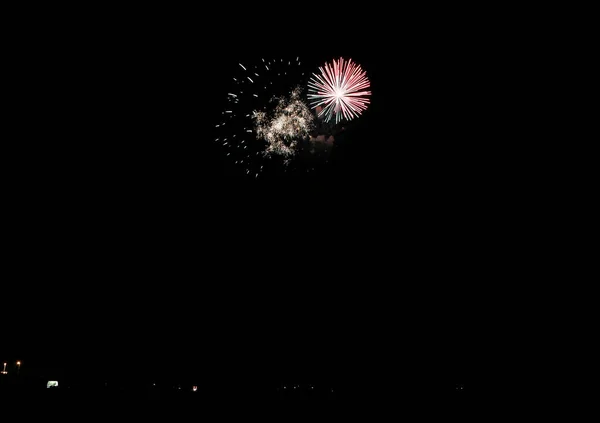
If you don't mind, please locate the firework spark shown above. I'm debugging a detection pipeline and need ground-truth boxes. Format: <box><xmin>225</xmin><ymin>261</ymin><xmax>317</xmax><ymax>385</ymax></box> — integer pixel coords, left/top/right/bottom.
<box><xmin>253</xmin><ymin>87</ymin><xmax>314</xmax><ymax>159</ymax></box>
<box><xmin>307</xmin><ymin>58</ymin><xmax>371</xmax><ymax>123</ymax></box>
<box><xmin>215</xmin><ymin>58</ymin><xmax>311</xmax><ymax>176</ymax></box>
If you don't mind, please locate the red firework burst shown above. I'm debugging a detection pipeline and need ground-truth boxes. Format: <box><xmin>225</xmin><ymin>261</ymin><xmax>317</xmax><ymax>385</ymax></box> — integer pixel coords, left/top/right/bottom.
<box><xmin>307</xmin><ymin>57</ymin><xmax>371</xmax><ymax>123</ymax></box>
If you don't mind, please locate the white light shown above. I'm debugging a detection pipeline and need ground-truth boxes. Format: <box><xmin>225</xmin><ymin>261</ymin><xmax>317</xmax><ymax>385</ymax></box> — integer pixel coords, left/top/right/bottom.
<box><xmin>47</xmin><ymin>381</ymin><xmax>59</xmax><ymax>388</ymax></box>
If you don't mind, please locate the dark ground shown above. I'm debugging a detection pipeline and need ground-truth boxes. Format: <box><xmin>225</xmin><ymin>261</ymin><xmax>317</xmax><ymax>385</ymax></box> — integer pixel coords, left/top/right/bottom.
<box><xmin>1</xmin><ymin>377</ymin><xmax>470</xmax><ymax>420</ymax></box>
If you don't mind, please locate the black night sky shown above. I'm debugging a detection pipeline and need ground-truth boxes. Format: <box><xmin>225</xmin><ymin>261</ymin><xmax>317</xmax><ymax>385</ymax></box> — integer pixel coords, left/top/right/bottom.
<box><xmin>3</xmin><ymin>7</ymin><xmax>526</xmax><ymax>402</ymax></box>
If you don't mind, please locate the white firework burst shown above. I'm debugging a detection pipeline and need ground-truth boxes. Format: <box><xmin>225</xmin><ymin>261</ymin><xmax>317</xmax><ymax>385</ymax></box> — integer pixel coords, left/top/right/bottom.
<box><xmin>253</xmin><ymin>87</ymin><xmax>314</xmax><ymax>159</ymax></box>
<box><xmin>215</xmin><ymin>57</ymin><xmax>311</xmax><ymax>176</ymax></box>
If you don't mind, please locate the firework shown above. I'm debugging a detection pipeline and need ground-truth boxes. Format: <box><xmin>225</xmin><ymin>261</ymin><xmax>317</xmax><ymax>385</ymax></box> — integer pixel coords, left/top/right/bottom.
<box><xmin>254</xmin><ymin>87</ymin><xmax>314</xmax><ymax>160</ymax></box>
<box><xmin>307</xmin><ymin>58</ymin><xmax>371</xmax><ymax>123</ymax></box>
<box><xmin>215</xmin><ymin>57</ymin><xmax>311</xmax><ymax>176</ymax></box>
